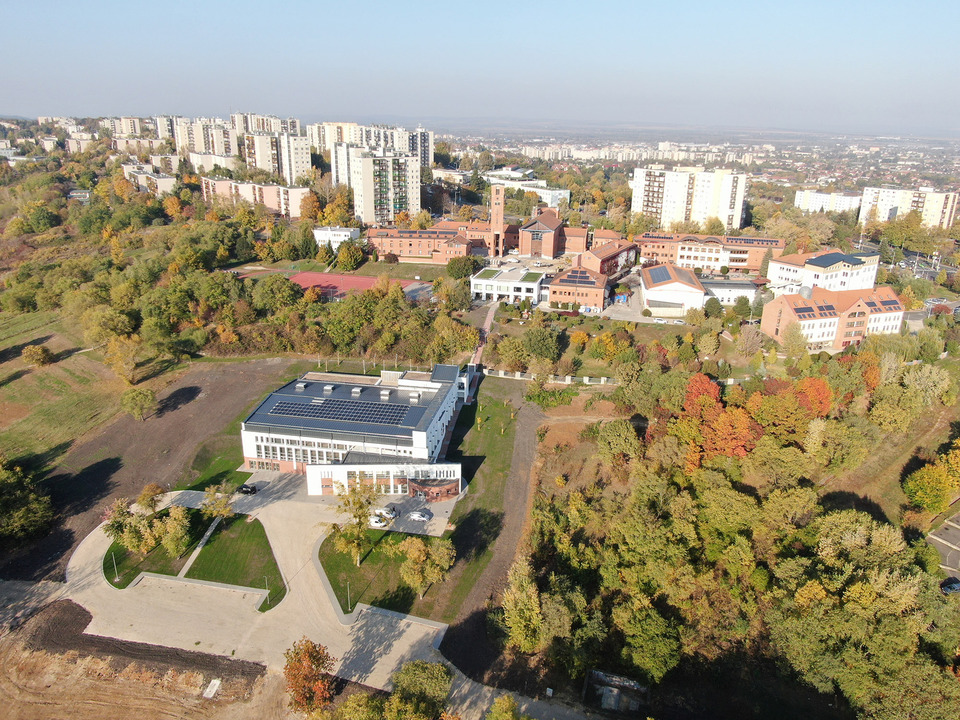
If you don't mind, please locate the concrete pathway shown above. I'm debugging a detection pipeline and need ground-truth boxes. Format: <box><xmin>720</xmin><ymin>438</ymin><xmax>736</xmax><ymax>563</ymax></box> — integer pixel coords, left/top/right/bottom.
<box><xmin>177</xmin><ymin>516</ymin><xmax>221</xmax><ymax>577</ymax></box>
<box><xmin>57</xmin><ymin>473</ymin><xmax>592</xmax><ymax>719</ymax></box>
<box><xmin>471</xmin><ymin>301</ymin><xmax>498</xmax><ymax>365</ymax></box>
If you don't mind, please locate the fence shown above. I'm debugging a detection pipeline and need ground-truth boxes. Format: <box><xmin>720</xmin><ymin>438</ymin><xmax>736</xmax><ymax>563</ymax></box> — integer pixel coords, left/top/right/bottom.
<box><xmin>481</xmin><ymin>368</ymin><xmax>618</xmax><ymax>386</ymax></box>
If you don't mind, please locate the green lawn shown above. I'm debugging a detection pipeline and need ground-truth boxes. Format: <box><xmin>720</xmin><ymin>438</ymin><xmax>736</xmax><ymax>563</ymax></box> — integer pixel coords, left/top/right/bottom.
<box><xmin>0</xmin><ymin>311</ymin><xmax>124</xmax><ymax>467</ymax></box>
<box><xmin>318</xmin><ymin>530</ymin><xmax>426</xmax><ymax>614</ymax></box>
<box><xmin>185</xmin><ymin>514</ymin><xmax>287</xmax><ymax>610</ymax></box>
<box><xmin>103</xmin><ymin>508</ymin><xmax>209</xmax><ymax>588</ymax></box>
<box><xmin>476</xmin><ymin>268</ymin><xmax>499</xmax><ymax>280</ymax></box>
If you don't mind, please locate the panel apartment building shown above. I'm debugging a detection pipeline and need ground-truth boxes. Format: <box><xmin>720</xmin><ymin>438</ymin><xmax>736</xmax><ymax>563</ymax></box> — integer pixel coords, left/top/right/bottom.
<box><xmin>243</xmin><ymin>132</ymin><xmax>310</xmax><ymax>186</ymax></box>
<box><xmin>630</xmin><ymin>167</ymin><xmax>746</xmax><ymax>230</ymax></box>
<box><xmin>859</xmin><ymin>186</ymin><xmax>958</xmax><ymax>229</ymax></box>
<box><xmin>308</xmin><ymin>122</ymin><xmax>434</xmax><ymax>167</ymax></box>
<box><xmin>331</xmin><ymin>143</ymin><xmax>421</xmax><ymax>225</ymax></box>
<box><xmin>793</xmin><ymin>190</ymin><xmax>862</xmax><ymax>214</ymax></box>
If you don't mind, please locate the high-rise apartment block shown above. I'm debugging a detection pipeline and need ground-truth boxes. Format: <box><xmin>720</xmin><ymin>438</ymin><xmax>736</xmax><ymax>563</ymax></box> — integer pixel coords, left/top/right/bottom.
<box><xmin>793</xmin><ymin>190</ymin><xmax>862</xmax><ymax>214</ymax></box>
<box><xmin>231</xmin><ymin>113</ymin><xmax>301</xmax><ymax>136</ymax></box>
<box><xmin>331</xmin><ymin>143</ymin><xmax>420</xmax><ymax>225</ymax></box>
<box><xmin>630</xmin><ymin>167</ymin><xmax>746</xmax><ymax>230</ymax></box>
<box><xmin>243</xmin><ymin>132</ymin><xmax>310</xmax><ymax>186</ymax></box>
<box><xmin>309</xmin><ymin>122</ymin><xmax>433</xmax><ymax>166</ymax></box>
<box><xmin>100</xmin><ymin>117</ymin><xmax>142</xmax><ymax>137</ymax></box>
<box><xmin>173</xmin><ymin>118</ymin><xmax>238</xmax><ymax>157</ymax></box>
<box><xmin>858</xmin><ymin>186</ymin><xmax>958</xmax><ymax>229</ymax></box>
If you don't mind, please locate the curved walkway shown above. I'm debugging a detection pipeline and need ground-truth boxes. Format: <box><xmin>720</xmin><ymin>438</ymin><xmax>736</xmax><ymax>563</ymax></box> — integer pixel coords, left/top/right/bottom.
<box><xmin>60</xmin><ymin>480</ymin><xmax>592</xmax><ymax>719</ymax></box>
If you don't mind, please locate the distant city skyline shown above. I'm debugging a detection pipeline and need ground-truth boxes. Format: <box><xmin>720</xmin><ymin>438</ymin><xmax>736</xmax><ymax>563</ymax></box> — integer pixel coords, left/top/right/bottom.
<box><xmin>4</xmin><ymin>0</ymin><xmax>959</xmax><ymax>138</ymax></box>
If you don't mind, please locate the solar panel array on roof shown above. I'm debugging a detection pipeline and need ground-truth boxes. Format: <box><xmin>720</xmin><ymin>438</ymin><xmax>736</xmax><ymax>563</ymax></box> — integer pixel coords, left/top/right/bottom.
<box><xmin>880</xmin><ymin>299</ymin><xmax>900</xmax><ymax>307</ymax></box>
<box><xmin>648</xmin><ymin>265</ymin><xmax>672</xmax><ymax>284</ymax></box>
<box><xmin>269</xmin><ymin>399</ymin><xmax>409</xmax><ymax>425</ymax></box>
<box><xmin>557</xmin><ymin>268</ymin><xmax>596</xmax><ymax>286</ymax></box>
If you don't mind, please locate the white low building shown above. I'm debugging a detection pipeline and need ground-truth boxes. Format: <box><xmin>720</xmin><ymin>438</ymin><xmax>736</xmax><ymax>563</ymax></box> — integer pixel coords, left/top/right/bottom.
<box><xmin>767</xmin><ymin>249</ymin><xmax>879</xmax><ymax>297</ymax></box>
<box><xmin>701</xmin><ymin>279</ymin><xmax>758</xmax><ymax>306</ymax></box>
<box><xmin>470</xmin><ymin>267</ymin><xmax>548</xmax><ymax>304</ymax></box>
<box><xmin>313</xmin><ymin>226</ymin><xmax>361</xmax><ymax>252</ymax></box>
<box><xmin>639</xmin><ymin>263</ymin><xmax>705</xmax><ymax>316</ymax></box>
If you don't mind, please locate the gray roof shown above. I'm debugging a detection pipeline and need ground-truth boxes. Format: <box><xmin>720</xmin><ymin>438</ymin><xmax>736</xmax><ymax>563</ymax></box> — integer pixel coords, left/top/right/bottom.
<box><xmin>243</xmin><ymin>365</ymin><xmax>459</xmax><ymax>443</ymax></box>
<box><xmin>806</xmin><ymin>252</ymin><xmax>863</xmax><ymax>269</ymax></box>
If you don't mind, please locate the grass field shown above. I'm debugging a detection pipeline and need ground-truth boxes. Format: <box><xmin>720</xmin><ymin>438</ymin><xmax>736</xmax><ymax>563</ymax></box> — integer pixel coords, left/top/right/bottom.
<box><xmin>103</xmin><ymin>508</ymin><xmax>208</xmax><ymax>588</ymax></box>
<box><xmin>0</xmin><ymin>311</ymin><xmax>125</xmax><ymax>468</ymax></box>
<box><xmin>185</xmin><ymin>514</ymin><xmax>286</xmax><ymax>610</ymax></box>
<box><xmin>317</xmin><ymin>378</ymin><xmax>518</xmax><ymax>622</ymax></box>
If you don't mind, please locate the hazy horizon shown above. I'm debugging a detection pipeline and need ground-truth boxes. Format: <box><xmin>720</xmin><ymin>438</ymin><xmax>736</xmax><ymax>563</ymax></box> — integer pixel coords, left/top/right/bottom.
<box><xmin>4</xmin><ymin>0</ymin><xmax>958</xmax><ymax>139</ymax></box>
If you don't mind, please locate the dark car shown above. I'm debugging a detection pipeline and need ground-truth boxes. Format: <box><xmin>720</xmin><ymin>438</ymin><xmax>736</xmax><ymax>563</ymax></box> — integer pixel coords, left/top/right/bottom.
<box><xmin>237</xmin><ymin>484</ymin><xmax>258</xmax><ymax>495</ymax></box>
<box><xmin>940</xmin><ymin>578</ymin><xmax>960</xmax><ymax>595</ymax></box>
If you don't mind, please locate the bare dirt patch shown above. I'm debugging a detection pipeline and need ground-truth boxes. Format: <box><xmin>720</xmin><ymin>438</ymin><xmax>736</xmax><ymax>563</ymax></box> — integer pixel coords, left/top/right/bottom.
<box><xmin>0</xmin><ymin>401</ymin><xmax>31</xmax><ymax>430</ymax></box>
<box><xmin>0</xmin><ymin>358</ymin><xmax>298</xmax><ymax>582</ymax></box>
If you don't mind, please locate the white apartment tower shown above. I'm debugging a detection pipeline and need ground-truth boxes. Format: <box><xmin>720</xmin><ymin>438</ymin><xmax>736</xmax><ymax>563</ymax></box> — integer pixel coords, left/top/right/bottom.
<box><xmin>858</xmin><ymin>186</ymin><xmax>958</xmax><ymax>229</ymax></box>
<box><xmin>173</xmin><ymin>118</ymin><xmax>238</xmax><ymax>157</ymax></box>
<box><xmin>794</xmin><ymin>190</ymin><xmax>862</xmax><ymax>214</ymax></box>
<box><xmin>231</xmin><ymin>113</ymin><xmax>301</xmax><ymax>136</ymax></box>
<box><xmin>630</xmin><ymin>167</ymin><xmax>746</xmax><ymax>230</ymax></box>
<box><xmin>331</xmin><ymin>143</ymin><xmax>421</xmax><ymax>225</ymax></box>
<box><xmin>243</xmin><ymin>132</ymin><xmax>310</xmax><ymax>186</ymax></box>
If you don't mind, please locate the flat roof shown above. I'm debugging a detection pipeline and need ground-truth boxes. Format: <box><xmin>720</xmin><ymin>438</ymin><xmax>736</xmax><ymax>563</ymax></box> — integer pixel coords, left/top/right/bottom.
<box><xmin>243</xmin><ymin>365</ymin><xmax>460</xmax><ymax>442</ymax></box>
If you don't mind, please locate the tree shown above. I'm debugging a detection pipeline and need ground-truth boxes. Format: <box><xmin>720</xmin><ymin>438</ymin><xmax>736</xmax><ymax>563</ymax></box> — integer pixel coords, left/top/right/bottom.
<box><xmin>386</xmin><ymin>537</ymin><xmax>456</xmax><ymax>598</ymax></box>
<box><xmin>732</xmin><ymin>296</ymin><xmax>752</xmax><ymax>319</ymax></box>
<box><xmin>390</xmin><ymin>660</ymin><xmax>452</xmax><ymax>719</ymax></box>
<box><xmin>596</xmin><ymin>419</ymin><xmax>642</xmax><ymax>467</ymax></box>
<box><xmin>334</xmin><ymin>483</ymin><xmax>376</xmax><ymax>566</ymax></box>
<box><xmin>159</xmin><ymin>505</ymin><xmax>190</xmax><ymax>558</ymax></box>
<box><xmin>485</xmin><ymin>695</ymin><xmax>533</xmax><ymax>720</ymax></box>
<box><xmin>121</xmin><ymin>387</ymin><xmax>156</xmax><ymax>422</ymax></box>
<box><xmin>0</xmin><ymin>456</ymin><xmax>53</xmax><ymax>540</ymax></box>
<box><xmin>137</xmin><ymin>482</ymin><xmax>165</xmax><ymax>513</ymax></box>
<box><xmin>703</xmin><ymin>297</ymin><xmax>724</xmax><ymax>318</ymax></box>
<box><xmin>703</xmin><ymin>217</ymin><xmax>726</xmax><ymax>236</ymax></box>
<box><xmin>446</xmin><ymin>255</ymin><xmax>481</xmax><ymax>279</ymax></box>
<box><xmin>780</xmin><ymin>321</ymin><xmax>807</xmax><ymax>358</ymax></box>
<box><xmin>497</xmin><ymin>336</ymin><xmax>530</xmax><ymax>371</ymax></box>
<box><xmin>501</xmin><ymin>560</ymin><xmax>544</xmax><ymax>653</ymax></box>
<box><xmin>21</xmin><ymin>344</ymin><xmax>53</xmax><ymax>366</ymax></box>
<box><xmin>251</xmin><ymin>274</ymin><xmax>303</xmax><ymax>314</ymax></box>
<box><xmin>903</xmin><ymin>463</ymin><xmax>955</xmax><ymax>512</ymax></box>
<box><xmin>104</xmin><ymin>334</ymin><xmax>143</xmax><ymax>382</ymax></box>
<box><xmin>337</xmin><ymin>242</ymin><xmax>364</xmax><ymax>271</ymax></box>
<box><xmin>283</xmin><ymin>636</ymin><xmax>336</xmax><ymax>713</ymax></box>
<box><xmin>736</xmin><ymin>325</ymin><xmax>763</xmax><ymax>357</ymax></box>
<box><xmin>300</xmin><ymin>191</ymin><xmax>321</xmax><ymax>222</ymax></box>
<box><xmin>522</xmin><ymin>326</ymin><xmax>560</xmax><ymax>362</ymax></box>
<box><xmin>200</xmin><ymin>482</ymin><xmax>234</xmax><ymax>521</ymax></box>
<box><xmin>759</xmin><ymin>248</ymin><xmax>773</xmax><ymax>277</ymax></box>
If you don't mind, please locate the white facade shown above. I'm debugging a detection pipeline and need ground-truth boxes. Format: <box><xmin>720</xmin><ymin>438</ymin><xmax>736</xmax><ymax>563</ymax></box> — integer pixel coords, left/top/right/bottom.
<box><xmin>701</xmin><ymin>281</ymin><xmax>757</xmax><ymax>306</ymax></box>
<box><xmin>767</xmin><ymin>251</ymin><xmax>879</xmax><ymax>297</ymax></box>
<box><xmin>630</xmin><ymin>167</ymin><xmax>746</xmax><ymax>230</ymax></box>
<box><xmin>278</xmin><ymin>133</ymin><xmax>311</xmax><ymax>185</ymax></box>
<box><xmin>121</xmin><ymin>164</ymin><xmax>176</xmax><ymax>196</ymax></box>
<box><xmin>189</xmin><ymin>152</ymin><xmax>238</xmax><ymax>173</ymax></box>
<box><xmin>243</xmin><ymin>132</ymin><xmax>309</xmax><ymax>186</ymax></box>
<box><xmin>231</xmin><ymin>113</ymin><xmax>300</xmax><ymax>135</ymax></box>
<box><xmin>470</xmin><ymin>267</ymin><xmax>546</xmax><ymax>304</ymax></box>
<box><xmin>313</xmin><ymin>226</ymin><xmax>360</xmax><ymax>252</ymax></box>
<box><xmin>173</xmin><ymin>118</ymin><xmax>238</xmax><ymax>156</ymax></box>
<box><xmin>479</xmin><ymin>176</ymin><xmax>571</xmax><ymax>208</ymax></box>
<box><xmin>332</xmin><ymin>144</ymin><xmax>421</xmax><ymax>225</ymax></box>
<box><xmin>794</xmin><ymin>190</ymin><xmax>862</xmax><ymax>214</ymax></box>
<box><xmin>100</xmin><ymin>117</ymin><xmax>142</xmax><ymax>137</ymax></box>
<box><xmin>859</xmin><ymin>186</ymin><xmax>959</xmax><ymax>229</ymax></box>
<box><xmin>306</xmin><ymin>461</ymin><xmax>462</xmax><ymax>496</ymax></box>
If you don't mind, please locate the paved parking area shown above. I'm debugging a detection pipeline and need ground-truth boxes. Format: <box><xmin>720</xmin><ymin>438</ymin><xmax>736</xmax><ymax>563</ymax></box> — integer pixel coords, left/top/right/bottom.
<box><xmin>240</xmin><ymin>470</ymin><xmax>456</xmax><ymax>537</ymax></box>
<box><xmin>928</xmin><ymin>516</ymin><xmax>960</xmax><ymax>575</ymax></box>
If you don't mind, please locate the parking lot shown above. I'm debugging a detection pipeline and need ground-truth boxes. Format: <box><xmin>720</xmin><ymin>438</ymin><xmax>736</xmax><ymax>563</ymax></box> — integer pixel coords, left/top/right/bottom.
<box><xmin>927</xmin><ymin>515</ymin><xmax>960</xmax><ymax>575</ymax></box>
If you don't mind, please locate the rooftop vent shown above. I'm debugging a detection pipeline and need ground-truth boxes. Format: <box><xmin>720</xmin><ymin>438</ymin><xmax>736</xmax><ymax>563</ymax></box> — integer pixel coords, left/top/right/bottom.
<box><xmin>380</xmin><ymin>389</ymin><xmax>391</xmax><ymax>401</ymax></box>
<box><xmin>295</xmin><ymin>381</ymin><xmax>307</xmax><ymax>391</ymax></box>
<box><xmin>323</xmin><ymin>384</ymin><xmax>334</xmax><ymax>394</ymax></box>
<box><xmin>408</xmin><ymin>391</ymin><xmax>420</xmax><ymax>404</ymax></box>
<box><xmin>351</xmin><ymin>387</ymin><xmax>362</xmax><ymax>397</ymax></box>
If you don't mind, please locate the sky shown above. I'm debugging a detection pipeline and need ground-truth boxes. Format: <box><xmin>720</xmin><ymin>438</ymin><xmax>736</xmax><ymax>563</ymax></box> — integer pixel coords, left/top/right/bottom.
<box><xmin>4</xmin><ymin>0</ymin><xmax>959</xmax><ymax>137</ymax></box>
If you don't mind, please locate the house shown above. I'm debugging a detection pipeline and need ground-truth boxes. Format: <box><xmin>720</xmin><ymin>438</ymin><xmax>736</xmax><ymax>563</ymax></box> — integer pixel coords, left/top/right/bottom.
<box><xmin>240</xmin><ymin>365</ymin><xmax>473</xmax><ymax>501</ymax></box>
<box><xmin>760</xmin><ymin>286</ymin><xmax>904</xmax><ymax>351</ymax></box>
<box><xmin>639</xmin><ymin>263</ymin><xmax>706</xmax><ymax>316</ymax></box>
<box><xmin>548</xmin><ymin>266</ymin><xmax>608</xmax><ymax>312</ymax></box>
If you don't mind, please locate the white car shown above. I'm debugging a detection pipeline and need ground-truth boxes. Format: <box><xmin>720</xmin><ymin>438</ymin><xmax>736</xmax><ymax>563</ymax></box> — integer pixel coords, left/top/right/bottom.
<box><xmin>654</xmin><ymin>318</ymin><xmax>667</xmax><ymax>324</ymax></box>
<box><xmin>407</xmin><ymin>510</ymin><xmax>431</xmax><ymax>523</ymax></box>
<box><xmin>369</xmin><ymin>515</ymin><xmax>388</xmax><ymax>529</ymax></box>
<box><xmin>376</xmin><ymin>506</ymin><xmax>399</xmax><ymax>520</ymax></box>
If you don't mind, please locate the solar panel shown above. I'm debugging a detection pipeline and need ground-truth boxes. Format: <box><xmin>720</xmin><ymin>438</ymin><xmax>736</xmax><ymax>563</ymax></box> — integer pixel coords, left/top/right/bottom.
<box><xmin>865</xmin><ymin>301</ymin><xmax>877</xmax><ymax>307</ymax></box>
<box><xmin>879</xmin><ymin>299</ymin><xmax>900</xmax><ymax>306</ymax></box>
<box><xmin>648</xmin><ymin>266</ymin><xmax>671</xmax><ymax>283</ymax></box>
<box><xmin>269</xmin><ymin>399</ymin><xmax>409</xmax><ymax>425</ymax></box>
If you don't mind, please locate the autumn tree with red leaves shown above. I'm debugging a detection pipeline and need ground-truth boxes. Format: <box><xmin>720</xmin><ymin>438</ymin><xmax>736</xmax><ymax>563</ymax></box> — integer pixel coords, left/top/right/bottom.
<box><xmin>283</xmin><ymin>636</ymin><xmax>336</xmax><ymax>712</ymax></box>
<box><xmin>794</xmin><ymin>377</ymin><xmax>833</xmax><ymax>418</ymax></box>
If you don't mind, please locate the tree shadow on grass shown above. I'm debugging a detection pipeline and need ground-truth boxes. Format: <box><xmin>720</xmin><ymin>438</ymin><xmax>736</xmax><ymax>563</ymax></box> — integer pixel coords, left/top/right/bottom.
<box><xmin>8</xmin><ymin>441</ymin><xmax>74</xmax><ymax>478</ymax></box>
<box><xmin>819</xmin><ymin>490</ymin><xmax>890</xmax><ymax>524</ymax></box>
<box><xmin>450</xmin><ymin>507</ymin><xmax>503</xmax><ymax>563</ymax></box>
<box><xmin>0</xmin><ymin>334</ymin><xmax>52</xmax><ymax>364</ymax></box>
<box><xmin>0</xmin><ymin>368</ymin><xmax>29</xmax><ymax>388</ymax></box>
<box><xmin>371</xmin><ymin>584</ymin><xmax>415</xmax><ymax>614</ymax></box>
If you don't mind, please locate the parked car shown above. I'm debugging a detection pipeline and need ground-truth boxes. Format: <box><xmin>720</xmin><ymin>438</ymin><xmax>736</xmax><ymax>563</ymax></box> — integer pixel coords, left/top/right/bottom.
<box><xmin>376</xmin><ymin>506</ymin><xmax>399</xmax><ymax>520</ymax></box>
<box><xmin>940</xmin><ymin>578</ymin><xmax>960</xmax><ymax>595</ymax></box>
<box><xmin>369</xmin><ymin>515</ymin><xmax>388</xmax><ymax>529</ymax></box>
<box><xmin>654</xmin><ymin>318</ymin><xmax>667</xmax><ymax>324</ymax></box>
<box><xmin>408</xmin><ymin>510</ymin><xmax>431</xmax><ymax>522</ymax></box>
<box><xmin>672</xmin><ymin>319</ymin><xmax>685</xmax><ymax>325</ymax></box>
<box><xmin>237</xmin><ymin>484</ymin><xmax>258</xmax><ymax>495</ymax></box>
